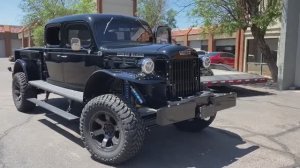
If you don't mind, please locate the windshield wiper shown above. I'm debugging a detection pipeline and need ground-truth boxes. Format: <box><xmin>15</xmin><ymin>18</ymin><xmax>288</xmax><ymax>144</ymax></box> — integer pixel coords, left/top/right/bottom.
<box><xmin>104</xmin><ymin>17</ymin><xmax>114</xmax><ymax>35</ymax></box>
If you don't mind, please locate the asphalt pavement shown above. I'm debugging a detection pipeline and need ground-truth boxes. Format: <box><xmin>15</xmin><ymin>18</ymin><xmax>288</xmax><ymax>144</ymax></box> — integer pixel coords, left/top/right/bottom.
<box><xmin>0</xmin><ymin>58</ymin><xmax>300</xmax><ymax>168</ymax></box>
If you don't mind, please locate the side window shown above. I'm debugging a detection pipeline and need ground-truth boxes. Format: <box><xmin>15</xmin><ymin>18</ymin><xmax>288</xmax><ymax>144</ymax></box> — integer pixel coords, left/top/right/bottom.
<box><xmin>220</xmin><ymin>53</ymin><xmax>226</xmax><ymax>58</ymax></box>
<box><xmin>46</xmin><ymin>26</ymin><xmax>61</xmax><ymax>46</ymax></box>
<box><xmin>226</xmin><ymin>53</ymin><xmax>235</xmax><ymax>58</ymax></box>
<box><xmin>198</xmin><ymin>51</ymin><xmax>206</xmax><ymax>55</ymax></box>
<box><xmin>66</xmin><ymin>24</ymin><xmax>91</xmax><ymax>48</ymax></box>
<box><xmin>222</xmin><ymin>53</ymin><xmax>235</xmax><ymax>58</ymax></box>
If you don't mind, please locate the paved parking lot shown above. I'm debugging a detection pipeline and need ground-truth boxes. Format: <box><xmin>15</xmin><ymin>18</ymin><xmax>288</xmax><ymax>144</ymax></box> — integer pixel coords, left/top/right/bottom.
<box><xmin>1</xmin><ymin>58</ymin><xmax>300</xmax><ymax>168</ymax></box>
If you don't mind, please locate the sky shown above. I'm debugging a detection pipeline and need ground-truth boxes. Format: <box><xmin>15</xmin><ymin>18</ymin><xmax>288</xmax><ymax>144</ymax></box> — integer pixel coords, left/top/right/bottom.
<box><xmin>0</xmin><ymin>0</ymin><xmax>197</xmax><ymax>28</ymax></box>
<box><xmin>0</xmin><ymin>0</ymin><xmax>23</xmax><ymax>26</ymax></box>
<box><xmin>166</xmin><ymin>0</ymin><xmax>197</xmax><ymax>28</ymax></box>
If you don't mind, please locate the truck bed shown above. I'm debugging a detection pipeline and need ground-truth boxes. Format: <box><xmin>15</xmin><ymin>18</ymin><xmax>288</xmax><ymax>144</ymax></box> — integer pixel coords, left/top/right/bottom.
<box><xmin>201</xmin><ymin>69</ymin><xmax>269</xmax><ymax>87</ymax></box>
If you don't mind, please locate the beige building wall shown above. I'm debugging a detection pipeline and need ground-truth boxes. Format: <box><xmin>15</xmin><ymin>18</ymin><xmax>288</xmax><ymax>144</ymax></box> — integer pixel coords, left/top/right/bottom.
<box><xmin>102</xmin><ymin>0</ymin><xmax>134</xmax><ymax>16</ymax></box>
<box><xmin>96</xmin><ymin>0</ymin><xmax>137</xmax><ymax>16</ymax></box>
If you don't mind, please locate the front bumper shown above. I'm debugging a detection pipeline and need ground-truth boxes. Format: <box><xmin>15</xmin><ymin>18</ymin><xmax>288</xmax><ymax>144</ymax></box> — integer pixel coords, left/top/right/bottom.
<box><xmin>156</xmin><ymin>92</ymin><xmax>237</xmax><ymax>126</ymax></box>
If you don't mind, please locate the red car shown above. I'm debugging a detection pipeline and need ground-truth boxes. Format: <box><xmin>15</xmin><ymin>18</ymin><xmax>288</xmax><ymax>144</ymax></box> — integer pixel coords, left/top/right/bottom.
<box><xmin>204</xmin><ymin>52</ymin><xmax>235</xmax><ymax>67</ymax></box>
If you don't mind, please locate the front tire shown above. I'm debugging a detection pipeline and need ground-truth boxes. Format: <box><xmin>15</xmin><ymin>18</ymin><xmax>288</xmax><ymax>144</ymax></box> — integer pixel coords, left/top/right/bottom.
<box><xmin>12</xmin><ymin>72</ymin><xmax>37</xmax><ymax>112</ymax></box>
<box><xmin>80</xmin><ymin>94</ymin><xmax>145</xmax><ymax>165</ymax></box>
<box><xmin>174</xmin><ymin>115</ymin><xmax>216</xmax><ymax>132</ymax></box>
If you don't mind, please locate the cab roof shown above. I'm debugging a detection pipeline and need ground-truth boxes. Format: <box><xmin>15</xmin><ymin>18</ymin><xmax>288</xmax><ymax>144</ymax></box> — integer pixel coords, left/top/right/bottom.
<box><xmin>47</xmin><ymin>14</ymin><xmax>140</xmax><ymax>25</ymax></box>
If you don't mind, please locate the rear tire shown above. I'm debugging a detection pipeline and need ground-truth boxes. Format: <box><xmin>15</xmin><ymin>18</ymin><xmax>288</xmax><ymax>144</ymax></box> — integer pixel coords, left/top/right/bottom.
<box><xmin>174</xmin><ymin>115</ymin><xmax>216</xmax><ymax>132</ymax></box>
<box><xmin>12</xmin><ymin>72</ymin><xmax>37</xmax><ymax>112</ymax></box>
<box><xmin>80</xmin><ymin>94</ymin><xmax>145</xmax><ymax>165</ymax></box>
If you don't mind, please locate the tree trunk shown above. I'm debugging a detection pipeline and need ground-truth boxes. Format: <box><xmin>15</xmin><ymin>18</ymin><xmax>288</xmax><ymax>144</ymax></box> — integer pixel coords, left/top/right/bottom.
<box><xmin>251</xmin><ymin>25</ymin><xmax>278</xmax><ymax>81</ymax></box>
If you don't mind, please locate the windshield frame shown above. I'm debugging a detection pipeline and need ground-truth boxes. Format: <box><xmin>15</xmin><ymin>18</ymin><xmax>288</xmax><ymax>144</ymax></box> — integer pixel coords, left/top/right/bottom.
<box><xmin>94</xmin><ymin>17</ymin><xmax>154</xmax><ymax>47</ymax></box>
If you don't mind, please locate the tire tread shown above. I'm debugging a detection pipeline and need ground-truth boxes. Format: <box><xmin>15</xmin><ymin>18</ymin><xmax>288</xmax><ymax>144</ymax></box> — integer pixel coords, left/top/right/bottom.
<box><xmin>12</xmin><ymin>72</ymin><xmax>36</xmax><ymax>112</ymax></box>
<box><xmin>80</xmin><ymin>94</ymin><xmax>145</xmax><ymax>165</ymax></box>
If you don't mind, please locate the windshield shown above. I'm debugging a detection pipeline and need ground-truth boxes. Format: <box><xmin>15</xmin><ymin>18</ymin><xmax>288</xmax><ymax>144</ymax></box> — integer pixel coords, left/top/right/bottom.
<box><xmin>205</xmin><ymin>52</ymin><xmax>219</xmax><ymax>57</ymax></box>
<box><xmin>95</xmin><ymin>17</ymin><xmax>153</xmax><ymax>44</ymax></box>
<box><xmin>197</xmin><ymin>51</ymin><xmax>206</xmax><ymax>55</ymax></box>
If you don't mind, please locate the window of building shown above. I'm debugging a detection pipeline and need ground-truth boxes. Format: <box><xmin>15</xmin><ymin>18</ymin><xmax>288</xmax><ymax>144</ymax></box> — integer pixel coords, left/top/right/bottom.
<box><xmin>201</xmin><ymin>45</ymin><xmax>208</xmax><ymax>51</ymax></box>
<box><xmin>246</xmin><ymin>38</ymin><xmax>278</xmax><ymax>76</ymax></box>
<box><xmin>216</xmin><ymin>46</ymin><xmax>235</xmax><ymax>54</ymax></box>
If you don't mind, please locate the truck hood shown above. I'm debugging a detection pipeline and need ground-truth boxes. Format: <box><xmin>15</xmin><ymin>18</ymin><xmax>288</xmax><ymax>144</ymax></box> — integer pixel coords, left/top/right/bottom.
<box><xmin>100</xmin><ymin>43</ymin><xmax>198</xmax><ymax>59</ymax></box>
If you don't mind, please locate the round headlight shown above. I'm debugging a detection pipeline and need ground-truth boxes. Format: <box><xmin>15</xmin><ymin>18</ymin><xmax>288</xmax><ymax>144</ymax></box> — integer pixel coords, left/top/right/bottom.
<box><xmin>201</xmin><ymin>56</ymin><xmax>211</xmax><ymax>68</ymax></box>
<box><xmin>140</xmin><ymin>58</ymin><xmax>155</xmax><ymax>74</ymax></box>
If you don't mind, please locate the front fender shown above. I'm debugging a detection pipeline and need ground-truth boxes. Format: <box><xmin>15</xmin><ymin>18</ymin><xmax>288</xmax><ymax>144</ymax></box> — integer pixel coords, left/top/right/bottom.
<box><xmin>83</xmin><ymin>69</ymin><xmax>165</xmax><ymax>102</ymax></box>
<box><xmin>93</xmin><ymin>69</ymin><xmax>165</xmax><ymax>85</ymax></box>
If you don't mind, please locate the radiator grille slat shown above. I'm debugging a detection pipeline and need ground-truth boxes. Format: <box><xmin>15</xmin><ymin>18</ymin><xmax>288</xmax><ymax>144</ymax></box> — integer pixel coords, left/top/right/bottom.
<box><xmin>169</xmin><ymin>58</ymin><xmax>201</xmax><ymax>99</ymax></box>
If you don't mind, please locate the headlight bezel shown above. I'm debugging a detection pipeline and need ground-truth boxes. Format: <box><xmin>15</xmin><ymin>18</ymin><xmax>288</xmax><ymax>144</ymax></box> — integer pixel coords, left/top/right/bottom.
<box><xmin>201</xmin><ymin>56</ymin><xmax>211</xmax><ymax>68</ymax></box>
<box><xmin>139</xmin><ymin>58</ymin><xmax>155</xmax><ymax>74</ymax></box>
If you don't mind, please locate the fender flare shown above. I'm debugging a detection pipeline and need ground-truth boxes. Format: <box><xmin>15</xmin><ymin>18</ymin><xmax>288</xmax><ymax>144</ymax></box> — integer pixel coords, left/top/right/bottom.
<box><xmin>13</xmin><ymin>59</ymin><xmax>28</xmax><ymax>77</ymax></box>
<box><xmin>12</xmin><ymin>59</ymin><xmax>40</xmax><ymax>81</ymax></box>
<box><xmin>83</xmin><ymin>69</ymin><xmax>164</xmax><ymax>102</ymax></box>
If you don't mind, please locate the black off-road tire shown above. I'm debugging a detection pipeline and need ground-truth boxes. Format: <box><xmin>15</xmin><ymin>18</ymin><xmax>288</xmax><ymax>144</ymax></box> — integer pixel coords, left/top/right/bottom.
<box><xmin>174</xmin><ymin>115</ymin><xmax>216</xmax><ymax>132</ymax></box>
<box><xmin>12</xmin><ymin>72</ymin><xmax>37</xmax><ymax>112</ymax></box>
<box><xmin>80</xmin><ymin>94</ymin><xmax>145</xmax><ymax>165</ymax></box>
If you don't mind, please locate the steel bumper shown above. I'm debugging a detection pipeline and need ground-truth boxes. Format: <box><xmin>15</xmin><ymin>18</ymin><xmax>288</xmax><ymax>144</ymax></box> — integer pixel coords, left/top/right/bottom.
<box><xmin>156</xmin><ymin>92</ymin><xmax>237</xmax><ymax>126</ymax></box>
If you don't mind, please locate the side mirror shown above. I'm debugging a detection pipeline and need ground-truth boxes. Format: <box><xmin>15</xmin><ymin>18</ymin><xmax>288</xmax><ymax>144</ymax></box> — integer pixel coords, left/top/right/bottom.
<box><xmin>153</xmin><ymin>26</ymin><xmax>172</xmax><ymax>44</ymax></box>
<box><xmin>71</xmin><ymin>38</ymin><xmax>81</xmax><ymax>51</ymax></box>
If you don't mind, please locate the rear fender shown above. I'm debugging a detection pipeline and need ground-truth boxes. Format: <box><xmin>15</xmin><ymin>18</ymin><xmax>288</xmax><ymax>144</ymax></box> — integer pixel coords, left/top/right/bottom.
<box><xmin>13</xmin><ymin>59</ymin><xmax>40</xmax><ymax>81</ymax></box>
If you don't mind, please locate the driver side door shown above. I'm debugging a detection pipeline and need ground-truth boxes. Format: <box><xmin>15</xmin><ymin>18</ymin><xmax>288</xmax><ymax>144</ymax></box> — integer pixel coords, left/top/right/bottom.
<box><xmin>60</xmin><ymin>22</ymin><xmax>99</xmax><ymax>91</ymax></box>
<box><xmin>44</xmin><ymin>24</ymin><xmax>65</xmax><ymax>86</ymax></box>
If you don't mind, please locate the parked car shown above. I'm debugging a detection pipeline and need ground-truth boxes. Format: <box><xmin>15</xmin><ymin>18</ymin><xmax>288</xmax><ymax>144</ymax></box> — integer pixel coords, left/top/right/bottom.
<box><xmin>197</xmin><ymin>50</ymin><xmax>207</xmax><ymax>57</ymax></box>
<box><xmin>205</xmin><ymin>52</ymin><xmax>235</xmax><ymax>67</ymax></box>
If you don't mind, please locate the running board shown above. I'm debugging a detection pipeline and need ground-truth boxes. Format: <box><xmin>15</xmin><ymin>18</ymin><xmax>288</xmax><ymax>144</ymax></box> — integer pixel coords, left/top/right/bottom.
<box><xmin>29</xmin><ymin>80</ymin><xmax>83</xmax><ymax>103</ymax></box>
<box><xmin>27</xmin><ymin>98</ymin><xmax>79</xmax><ymax>120</ymax></box>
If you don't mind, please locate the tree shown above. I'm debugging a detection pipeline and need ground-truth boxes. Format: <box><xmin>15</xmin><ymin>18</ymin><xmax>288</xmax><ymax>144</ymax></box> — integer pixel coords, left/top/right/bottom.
<box><xmin>189</xmin><ymin>0</ymin><xmax>282</xmax><ymax>81</ymax></box>
<box><xmin>138</xmin><ymin>0</ymin><xmax>177</xmax><ymax>28</ymax></box>
<box><xmin>20</xmin><ymin>0</ymin><xmax>96</xmax><ymax>46</ymax></box>
<box><xmin>165</xmin><ymin>9</ymin><xmax>177</xmax><ymax>28</ymax></box>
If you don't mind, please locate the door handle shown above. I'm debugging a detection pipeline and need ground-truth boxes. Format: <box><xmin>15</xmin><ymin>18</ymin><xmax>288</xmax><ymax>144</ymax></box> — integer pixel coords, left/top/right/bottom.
<box><xmin>58</xmin><ymin>55</ymin><xmax>68</xmax><ymax>58</ymax></box>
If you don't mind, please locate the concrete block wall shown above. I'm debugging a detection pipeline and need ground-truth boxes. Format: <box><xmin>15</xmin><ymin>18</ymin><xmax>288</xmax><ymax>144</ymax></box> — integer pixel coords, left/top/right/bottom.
<box><xmin>278</xmin><ymin>0</ymin><xmax>300</xmax><ymax>89</ymax></box>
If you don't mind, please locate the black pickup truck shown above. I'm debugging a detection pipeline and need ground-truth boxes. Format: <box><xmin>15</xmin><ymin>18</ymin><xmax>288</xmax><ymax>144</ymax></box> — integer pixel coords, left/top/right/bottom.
<box><xmin>11</xmin><ymin>14</ymin><xmax>236</xmax><ymax>164</ymax></box>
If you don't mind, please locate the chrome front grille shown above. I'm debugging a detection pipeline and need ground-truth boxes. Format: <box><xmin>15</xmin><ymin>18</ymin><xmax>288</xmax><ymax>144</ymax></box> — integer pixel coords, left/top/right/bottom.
<box><xmin>168</xmin><ymin>58</ymin><xmax>201</xmax><ymax>99</ymax></box>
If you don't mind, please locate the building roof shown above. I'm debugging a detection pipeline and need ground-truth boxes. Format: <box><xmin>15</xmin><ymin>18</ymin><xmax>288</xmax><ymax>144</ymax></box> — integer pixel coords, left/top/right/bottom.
<box><xmin>172</xmin><ymin>27</ymin><xmax>204</xmax><ymax>37</ymax></box>
<box><xmin>0</xmin><ymin>25</ymin><xmax>23</xmax><ymax>33</ymax></box>
<box><xmin>172</xmin><ymin>28</ymin><xmax>191</xmax><ymax>36</ymax></box>
<box><xmin>189</xmin><ymin>27</ymin><xmax>204</xmax><ymax>35</ymax></box>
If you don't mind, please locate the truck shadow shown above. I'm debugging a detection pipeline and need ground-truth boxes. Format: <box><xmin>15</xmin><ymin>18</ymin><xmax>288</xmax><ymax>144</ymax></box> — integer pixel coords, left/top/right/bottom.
<box><xmin>36</xmin><ymin>98</ymin><xmax>258</xmax><ymax>168</ymax></box>
<box><xmin>119</xmin><ymin>126</ymin><xmax>258</xmax><ymax>168</ymax></box>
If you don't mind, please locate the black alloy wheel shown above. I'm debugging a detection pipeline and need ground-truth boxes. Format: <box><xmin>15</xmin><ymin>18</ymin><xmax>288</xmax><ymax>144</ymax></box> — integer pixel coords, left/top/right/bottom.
<box><xmin>89</xmin><ymin>111</ymin><xmax>121</xmax><ymax>152</ymax></box>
